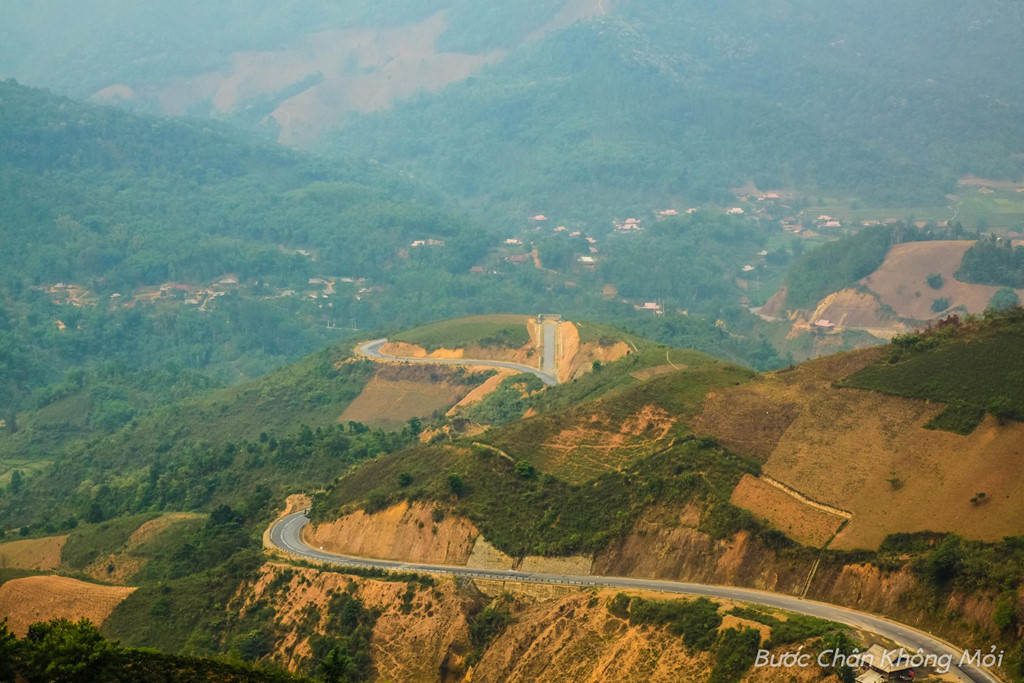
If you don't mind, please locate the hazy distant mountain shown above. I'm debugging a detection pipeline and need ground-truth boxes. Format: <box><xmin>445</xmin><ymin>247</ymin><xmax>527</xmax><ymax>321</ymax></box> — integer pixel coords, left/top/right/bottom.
<box><xmin>3</xmin><ymin>1</ymin><xmax>1022</xmax><ymax>214</ymax></box>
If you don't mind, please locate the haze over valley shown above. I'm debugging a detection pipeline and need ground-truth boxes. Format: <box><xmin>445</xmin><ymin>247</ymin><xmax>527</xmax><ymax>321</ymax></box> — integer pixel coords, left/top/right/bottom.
<box><xmin>1</xmin><ymin>2</ymin><xmax>1024</xmax><ymax>681</ymax></box>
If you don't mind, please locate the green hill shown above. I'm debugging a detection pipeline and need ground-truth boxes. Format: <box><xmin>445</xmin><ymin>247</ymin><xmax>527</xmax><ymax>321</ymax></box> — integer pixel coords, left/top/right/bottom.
<box><xmin>313</xmin><ymin>342</ymin><xmax>760</xmax><ymax>556</ymax></box>
<box><xmin>0</xmin><ymin>78</ymin><xmax>497</xmax><ymax>460</ymax></box>
<box><xmin>0</xmin><ymin>342</ymin><xmax>396</xmax><ymax>528</ymax></box>
<box><xmin>329</xmin><ymin>1</ymin><xmax>1024</xmax><ymax>215</ymax></box>
<box><xmin>7</xmin><ymin>3</ymin><xmax>1023</xmax><ymax>216</ymax></box>
<box><xmin>5</xmin><ymin>314</ymin><xmax>1024</xmax><ymax>678</ymax></box>
<box><xmin>0</xmin><ymin>80</ymin><xmax>802</xmax><ymax>457</ymax></box>
<box><xmin>393</xmin><ymin>314</ymin><xmax>532</xmax><ymax>351</ymax></box>
<box><xmin>842</xmin><ymin>308</ymin><xmax>1024</xmax><ymax>433</ymax></box>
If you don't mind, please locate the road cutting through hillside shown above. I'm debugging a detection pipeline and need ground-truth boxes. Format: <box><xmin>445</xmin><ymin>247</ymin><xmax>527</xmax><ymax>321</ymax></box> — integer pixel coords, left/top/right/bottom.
<box><xmin>356</xmin><ymin>338</ymin><xmax>559</xmax><ymax>386</ymax></box>
<box><xmin>269</xmin><ymin>510</ymin><xmax>1000</xmax><ymax>683</ymax></box>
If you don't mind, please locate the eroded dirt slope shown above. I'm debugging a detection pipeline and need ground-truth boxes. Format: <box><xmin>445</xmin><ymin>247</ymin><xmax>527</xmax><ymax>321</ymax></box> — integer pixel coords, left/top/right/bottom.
<box><xmin>303</xmin><ymin>501</ymin><xmax>479</xmax><ymax>565</ymax></box>
<box><xmin>239</xmin><ymin>563</ymin><xmax>831</xmax><ymax>682</ymax></box>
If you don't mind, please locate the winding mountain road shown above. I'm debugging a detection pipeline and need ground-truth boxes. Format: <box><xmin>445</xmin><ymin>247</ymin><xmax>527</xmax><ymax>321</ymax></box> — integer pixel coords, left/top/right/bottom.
<box><xmin>269</xmin><ymin>511</ymin><xmax>1000</xmax><ymax>683</ymax></box>
<box><xmin>356</xmin><ymin>338</ymin><xmax>559</xmax><ymax>386</ymax></box>
<box><xmin>340</xmin><ymin>337</ymin><xmax>999</xmax><ymax>681</ymax></box>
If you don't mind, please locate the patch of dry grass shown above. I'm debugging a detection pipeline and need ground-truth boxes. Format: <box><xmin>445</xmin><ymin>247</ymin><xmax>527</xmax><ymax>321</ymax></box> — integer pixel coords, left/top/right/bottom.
<box><xmin>729</xmin><ymin>475</ymin><xmax>844</xmax><ymax>547</ymax></box>
<box><xmin>0</xmin><ymin>535</ymin><xmax>68</xmax><ymax>571</ymax></box>
<box><xmin>0</xmin><ymin>575</ymin><xmax>135</xmax><ymax>636</ymax></box>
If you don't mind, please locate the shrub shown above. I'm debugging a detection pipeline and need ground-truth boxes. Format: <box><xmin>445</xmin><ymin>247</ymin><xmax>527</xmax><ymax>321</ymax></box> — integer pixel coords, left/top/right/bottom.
<box><xmin>467</xmin><ymin>605</ymin><xmax>512</xmax><ymax>665</ymax></box>
<box><xmin>927</xmin><ymin>273</ymin><xmax>944</xmax><ymax>289</ymax></box>
<box><xmin>626</xmin><ymin>596</ymin><xmax>722</xmax><ymax>652</ymax></box>
<box><xmin>709</xmin><ymin>627</ymin><xmax>761</xmax><ymax>683</ymax></box>
<box><xmin>445</xmin><ymin>473</ymin><xmax>465</xmax><ymax>497</ymax></box>
<box><xmin>513</xmin><ymin>460</ymin><xmax>535</xmax><ymax>479</ymax></box>
<box><xmin>607</xmin><ymin>593</ymin><xmax>631</xmax><ymax>619</ymax></box>
<box><xmin>987</xmin><ymin>396</ymin><xmax>1020</xmax><ymax>424</ymax></box>
<box><xmin>931</xmin><ymin>297</ymin><xmax>951</xmax><ymax>313</ymax></box>
<box><xmin>920</xmin><ymin>534</ymin><xmax>964</xmax><ymax>587</ymax></box>
<box><xmin>924</xmin><ymin>402</ymin><xmax>986</xmax><ymax>435</ymax></box>
<box><xmin>989</xmin><ymin>288</ymin><xmax>1020</xmax><ymax>311</ymax></box>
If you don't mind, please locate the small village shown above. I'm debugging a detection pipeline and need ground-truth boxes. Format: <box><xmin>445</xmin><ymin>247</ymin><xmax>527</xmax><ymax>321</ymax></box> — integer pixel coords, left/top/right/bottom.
<box><xmin>40</xmin><ymin>184</ymin><xmax>1002</xmax><ymax>342</ymax></box>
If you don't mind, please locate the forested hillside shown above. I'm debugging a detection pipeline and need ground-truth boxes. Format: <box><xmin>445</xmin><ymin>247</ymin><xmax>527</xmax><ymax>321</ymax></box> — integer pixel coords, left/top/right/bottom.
<box><xmin>3</xmin><ymin>1</ymin><xmax>1022</xmax><ymax>219</ymax></box>
<box><xmin>1</xmin><ymin>78</ymin><xmax>811</xmax><ymax>454</ymax></box>
<box><xmin>329</xmin><ymin>0</ymin><xmax>1024</xmax><ymax>215</ymax></box>
<box><xmin>0</xmin><ymin>79</ymin><xmax>499</xmax><ymax>445</ymax></box>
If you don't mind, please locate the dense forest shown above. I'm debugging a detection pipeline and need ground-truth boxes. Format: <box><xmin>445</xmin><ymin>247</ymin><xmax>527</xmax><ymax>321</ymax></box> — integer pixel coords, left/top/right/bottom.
<box><xmin>0</xmin><ymin>78</ymin><xmax>480</xmax><ymax>436</ymax></box>
<box><xmin>957</xmin><ymin>236</ymin><xmax>1024</xmax><ymax>288</ymax></box>
<box><xmin>0</xmin><ymin>78</ymin><xmax>805</xmax><ymax>446</ymax></box>
<box><xmin>3</xmin><ymin>2</ymin><xmax>1023</xmax><ymax>220</ymax></box>
<box><xmin>328</xmin><ymin>1</ymin><xmax>1024</xmax><ymax>216</ymax></box>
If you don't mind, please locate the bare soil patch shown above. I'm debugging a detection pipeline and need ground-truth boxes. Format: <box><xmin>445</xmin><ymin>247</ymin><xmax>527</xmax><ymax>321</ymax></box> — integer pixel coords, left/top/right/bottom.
<box><xmin>730</xmin><ymin>475</ymin><xmax>845</xmax><ymax>547</ymax></box>
<box><xmin>0</xmin><ymin>535</ymin><xmax>68</xmax><ymax>571</ymax></box>
<box><xmin>556</xmin><ymin>322</ymin><xmax>630</xmax><ymax>382</ymax></box>
<box><xmin>758</xmin><ymin>286</ymin><xmax>789</xmax><ymax>319</ymax></box>
<box><xmin>304</xmin><ymin>501</ymin><xmax>478</xmax><ymax>565</ymax></box>
<box><xmin>447</xmin><ymin>367</ymin><xmax>516</xmax><ymax>415</ymax></box>
<box><xmin>697</xmin><ymin>342</ymin><xmax>1024</xmax><ymax>549</ymax></box>
<box><xmin>808</xmin><ymin>288</ymin><xmax>902</xmax><ymax>331</ymax></box>
<box><xmin>237</xmin><ymin>563</ymin><xmax>472</xmax><ymax>676</ymax></box>
<box><xmin>691</xmin><ymin>346</ymin><xmax>885</xmax><ymax>462</ymax></box>
<box><xmin>540</xmin><ymin>405</ymin><xmax>676</xmax><ymax>483</ymax></box>
<box><xmin>0</xmin><ymin>576</ymin><xmax>134</xmax><ymax>636</ymax></box>
<box><xmin>474</xmin><ymin>589</ymin><xmax>823</xmax><ymax>683</ymax></box>
<box><xmin>157</xmin><ymin>14</ymin><xmax>504</xmax><ymax>146</ymax></box>
<box><xmin>379</xmin><ymin>340</ymin><xmax>465</xmax><ymax>359</ymax></box>
<box><xmin>766</xmin><ymin>393</ymin><xmax>1024</xmax><ymax>550</ymax></box>
<box><xmin>340</xmin><ymin>365</ymin><xmax>481</xmax><ymax>430</ymax></box>
<box><xmin>862</xmin><ymin>241</ymin><xmax>1024</xmax><ymax>320</ymax></box>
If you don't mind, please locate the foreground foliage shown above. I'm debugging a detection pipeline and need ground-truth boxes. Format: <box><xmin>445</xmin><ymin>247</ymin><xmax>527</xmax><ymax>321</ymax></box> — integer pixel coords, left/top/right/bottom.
<box><xmin>0</xmin><ymin>617</ymin><xmax>307</xmax><ymax>683</ymax></box>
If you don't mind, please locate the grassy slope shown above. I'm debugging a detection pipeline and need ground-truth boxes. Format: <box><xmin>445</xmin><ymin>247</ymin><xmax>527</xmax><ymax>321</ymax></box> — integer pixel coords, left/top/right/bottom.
<box><xmin>60</xmin><ymin>514</ymin><xmax>160</xmax><ymax>572</ymax></box>
<box><xmin>842</xmin><ymin>311</ymin><xmax>1024</xmax><ymax>429</ymax></box>
<box><xmin>315</xmin><ymin>342</ymin><xmax>764</xmax><ymax>556</ymax></box>
<box><xmin>482</xmin><ymin>347</ymin><xmax>754</xmax><ymax>481</ymax></box>
<box><xmin>392</xmin><ymin>314</ymin><xmax>532</xmax><ymax>351</ymax></box>
<box><xmin>0</xmin><ymin>343</ymin><xmax>381</xmax><ymax>529</ymax></box>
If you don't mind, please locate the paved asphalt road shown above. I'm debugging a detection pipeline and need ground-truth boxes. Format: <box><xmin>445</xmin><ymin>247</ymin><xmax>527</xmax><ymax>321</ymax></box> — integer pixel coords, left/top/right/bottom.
<box><xmin>357</xmin><ymin>338</ymin><xmax>559</xmax><ymax>386</ymax></box>
<box><xmin>270</xmin><ymin>511</ymin><xmax>1000</xmax><ymax>683</ymax></box>
<box><xmin>542</xmin><ymin>322</ymin><xmax>557</xmax><ymax>376</ymax></box>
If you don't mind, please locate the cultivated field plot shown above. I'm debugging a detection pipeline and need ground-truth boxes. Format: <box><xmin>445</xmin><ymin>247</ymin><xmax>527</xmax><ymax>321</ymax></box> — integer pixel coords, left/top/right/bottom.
<box><xmin>0</xmin><ymin>534</ymin><xmax>68</xmax><ymax>570</ymax></box>
<box><xmin>861</xmin><ymin>241</ymin><xmax>1024</xmax><ymax>320</ymax></box>
<box><xmin>765</xmin><ymin>392</ymin><xmax>1024</xmax><ymax>550</ymax></box>
<box><xmin>693</xmin><ymin>344</ymin><xmax>1024</xmax><ymax>549</ymax></box>
<box><xmin>339</xmin><ymin>364</ymin><xmax>486</xmax><ymax>430</ymax></box>
<box><xmin>692</xmin><ymin>347</ymin><xmax>885</xmax><ymax>462</ymax></box>
<box><xmin>729</xmin><ymin>475</ymin><xmax>845</xmax><ymax>548</ymax></box>
<box><xmin>0</xmin><ymin>575</ymin><xmax>135</xmax><ymax>636</ymax></box>
<box><xmin>803</xmin><ymin>186</ymin><xmax>1024</xmax><ymax>231</ymax></box>
<box><xmin>392</xmin><ymin>314</ymin><xmax>532</xmax><ymax>352</ymax></box>
<box><xmin>536</xmin><ymin>405</ymin><xmax>677</xmax><ymax>483</ymax></box>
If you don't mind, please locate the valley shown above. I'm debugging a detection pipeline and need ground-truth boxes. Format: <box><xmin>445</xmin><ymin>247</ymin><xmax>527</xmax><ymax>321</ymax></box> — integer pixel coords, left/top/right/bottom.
<box><xmin>2</xmin><ymin>2</ymin><xmax>1024</xmax><ymax>681</ymax></box>
<box><xmin>3</xmin><ymin>311</ymin><xmax>1024</xmax><ymax>680</ymax></box>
